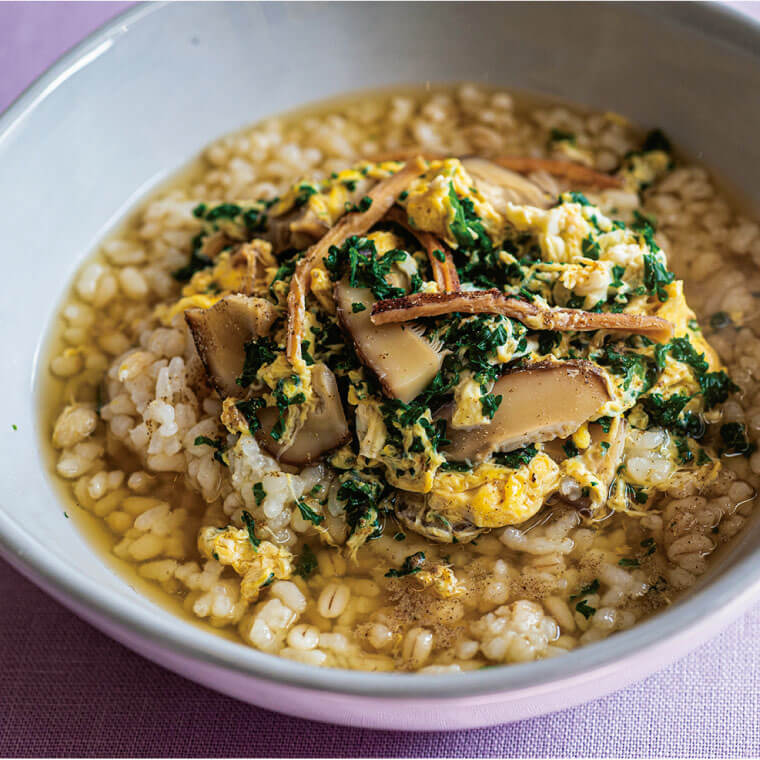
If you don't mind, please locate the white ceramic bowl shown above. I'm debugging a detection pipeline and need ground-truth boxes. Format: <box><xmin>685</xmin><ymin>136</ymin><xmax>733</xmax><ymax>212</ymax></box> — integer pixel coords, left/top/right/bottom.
<box><xmin>2</xmin><ymin>2</ymin><xmax>760</xmax><ymax>731</ymax></box>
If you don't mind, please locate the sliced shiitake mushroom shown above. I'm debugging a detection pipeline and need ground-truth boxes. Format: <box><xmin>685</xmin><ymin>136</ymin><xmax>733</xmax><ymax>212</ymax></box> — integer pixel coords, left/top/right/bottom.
<box><xmin>335</xmin><ymin>281</ymin><xmax>443</xmax><ymax>403</ymax></box>
<box><xmin>440</xmin><ymin>360</ymin><xmax>611</xmax><ymax>463</ymax></box>
<box><xmin>256</xmin><ymin>363</ymin><xmax>350</xmax><ymax>465</ymax></box>
<box><xmin>461</xmin><ymin>156</ymin><xmax>553</xmax><ymax>210</ymax></box>
<box><xmin>395</xmin><ymin>492</ymin><xmax>485</xmax><ymax>544</ymax></box>
<box><xmin>185</xmin><ymin>294</ymin><xmax>278</xmax><ymax>398</ymax></box>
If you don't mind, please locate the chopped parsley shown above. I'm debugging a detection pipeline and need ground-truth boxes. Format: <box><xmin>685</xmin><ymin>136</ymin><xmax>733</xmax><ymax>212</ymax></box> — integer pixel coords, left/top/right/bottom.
<box><xmin>570</xmin><ymin>578</ymin><xmax>600</xmax><ymax>600</ymax></box>
<box><xmin>654</xmin><ymin>337</ymin><xmax>708</xmax><ymax>374</ymax></box>
<box><xmin>234</xmin><ymin>398</ymin><xmax>265</xmax><ymax>435</ymax></box>
<box><xmin>325</xmin><ymin>235</ymin><xmax>406</xmax><ymax>300</ymax></box>
<box><xmin>575</xmin><ymin>600</ymin><xmax>596</xmax><ymax>619</ymax></box>
<box><xmin>549</xmin><ymin>128</ymin><xmax>576</xmax><ymax>143</ymax></box>
<box><xmin>562</xmin><ymin>440</ymin><xmax>580</xmax><ymax>458</ymax></box>
<box><xmin>351</xmin><ymin>302</ymin><xmax>367</xmax><ymax>313</ymax></box>
<box><xmin>295</xmin><ymin>544</ymin><xmax>318</xmax><ymax>578</ymax></box>
<box><xmin>719</xmin><ymin>422</ymin><xmax>754</xmax><ymax>457</ymax></box>
<box><xmin>642</xmin><ymin>252</ymin><xmax>674</xmax><ymax>301</ymax></box>
<box><xmin>240</xmin><ymin>510</ymin><xmax>260</xmax><ymax>549</ymax></box>
<box><xmin>480</xmin><ymin>391</ymin><xmax>503</xmax><ymax>420</ymax></box>
<box><xmin>237</xmin><ymin>337</ymin><xmax>278</xmax><ymax>387</ymax></box>
<box><xmin>252</xmin><ymin>482</ymin><xmax>266</xmax><ymax>506</ymax></box>
<box><xmin>493</xmin><ymin>444</ymin><xmax>537</xmax><ymax>469</ymax></box>
<box><xmin>296</xmin><ymin>498</ymin><xmax>324</xmax><ymax>525</ymax></box>
<box><xmin>193</xmin><ymin>435</ymin><xmax>227</xmax><ymax>465</ymax></box>
<box><xmin>448</xmin><ymin>184</ymin><xmax>492</xmax><ymax>253</ymax></box>
<box><xmin>385</xmin><ymin>551</ymin><xmax>426</xmax><ymax>578</ymax></box>
<box><xmin>581</xmin><ymin>233</ymin><xmax>600</xmax><ymax>260</ymax></box>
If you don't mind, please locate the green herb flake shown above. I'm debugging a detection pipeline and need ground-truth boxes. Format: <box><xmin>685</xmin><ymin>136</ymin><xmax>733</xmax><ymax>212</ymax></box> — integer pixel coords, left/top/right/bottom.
<box><xmin>720</xmin><ymin>422</ymin><xmax>754</xmax><ymax>457</ymax></box>
<box><xmin>295</xmin><ymin>544</ymin><xmax>318</xmax><ymax>578</ymax></box>
<box><xmin>643</xmin><ymin>252</ymin><xmax>675</xmax><ymax>302</ymax></box>
<box><xmin>575</xmin><ymin>600</ymin><xmax>596</xmax><ymax>619</ymax></box>
<box><xmin>480</xmin><ymin>392</ymin><xmax>503</xmax><ymax>420</ymax></box>
<box><xmin>351</xmin><ymin>302</ymin><xmax>367</xmax><ymax>313</ymax></box>
<box><xmin>385</xmin><ymin>551</ymin><xmax>426</xmax><ymax>578</ymax></box>
<box><xmin>296</xmin><ymin>499</ymin><xmax>324</xmax><ymax>525</ymax></box>
<box><xmin>493</xmin><ymin>444</ymin><xmax>537</xmax><ymax>469</ymax></box>
<box><xmin>563</xmin><ymin>440</ymin><xmax>580</xmax><ymax>458</ymax></box>
<box><xmin>193</xmin><ymin>435</ymin><xmax>228</xmax><ymax>466</ymax></box>
<box><xmin>253</xmin><ymin>482</ymin><xmax>266</xmax><ymax>506</ymax></box>
<box><xmin>241</xmin><ymin>510</ymin><xmax>260</xmax><ymax>549</ymax></box>
<box><xmin>549</xmin><ymin>128</ymin><xmax>576</xmax><ymax>144</ymax></box>
<box><xmin>709</xmin><ymin>311</ymin><xmax>733</xmax><ymax>330</ymax></box>
<box><xmin>569</xmin><ymin>578</ymin><xmax>600</xmax><ymax>600</ymax></box>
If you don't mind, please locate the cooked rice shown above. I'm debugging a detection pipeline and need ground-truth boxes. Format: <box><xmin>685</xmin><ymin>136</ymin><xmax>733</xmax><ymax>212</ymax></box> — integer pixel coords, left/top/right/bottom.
<box><xmin>47</xmin><ymin>85</ymin><xmax>760</xmax><ymax>672</ymax></box>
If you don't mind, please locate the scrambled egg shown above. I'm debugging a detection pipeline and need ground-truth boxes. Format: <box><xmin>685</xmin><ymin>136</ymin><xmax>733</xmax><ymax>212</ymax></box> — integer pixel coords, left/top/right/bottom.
<box><xmin>452</xmin><ymin>372</ymin><xmax>491</xmax><ymax>428</ymax></box>
<box><xmin>398</xmin><ymin>158</ymin><xmax>505</xmax><ymax>247</ymax></box>
<box><xmin>256</xmin><ymin>354</ymin><xmax>315</xmax><ymax>447</ymax></box>
<box><xmin>270</xmin><ymin>161</ymin><xmax>404</xmax><ymax>227</ymax></box>
<box><xmin>198</xmin><ymin>526</ymin><xmax>293</xmax><ymax>602</ymax></box>
<box><xmin>354</xmin><ymin>398</ymin><xmax>444</xmax><ymax>493</ymax></box>
<box><xmin>427</xmin><ymin>453</ymin><xmax>561</xmax><ymax>528</ymax></box>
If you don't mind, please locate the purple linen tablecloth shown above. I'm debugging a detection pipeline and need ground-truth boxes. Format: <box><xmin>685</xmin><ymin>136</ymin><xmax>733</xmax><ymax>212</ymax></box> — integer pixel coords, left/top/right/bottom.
<box><xmin>2</xmin><ymin>3</ymin><xmax>760</xmax><ymax>757</ymax></box>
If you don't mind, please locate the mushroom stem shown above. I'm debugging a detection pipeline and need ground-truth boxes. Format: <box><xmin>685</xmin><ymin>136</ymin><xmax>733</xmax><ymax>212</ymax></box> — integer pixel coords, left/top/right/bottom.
<box><xmin>370</xmin><ymin>290</ymin><xmax>673</xmax><ymax>342</ymax></box>
<box><xmin>492</xmin><ymin>157</ymin><xmax>623</xmax><ymax>189</ymax></box>
<box><xmin>367</xmin><ymin>150</ymin><xmax>622</xmax><ymax>189</ymax></box>
<box><xmin>285</xmin><ymin>157</ymin><xmax>426</xmax><ymax>365</ymax></box>
<box><xmin>384</xmin><ymin>207</ymin><xmax>460</xmax><ymax>293</ymax></box>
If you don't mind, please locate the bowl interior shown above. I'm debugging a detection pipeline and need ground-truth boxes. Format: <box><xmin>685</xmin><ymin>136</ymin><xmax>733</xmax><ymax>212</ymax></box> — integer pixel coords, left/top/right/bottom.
<box><xmin>2</xmin><ymin>1</ymin><xmax>760</xmax><ymax>699</ymax></box>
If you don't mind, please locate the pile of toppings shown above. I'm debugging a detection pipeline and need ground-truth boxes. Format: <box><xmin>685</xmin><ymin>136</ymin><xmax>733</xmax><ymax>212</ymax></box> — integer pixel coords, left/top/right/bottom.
<box><xmin>174</xmin><ymin>142</ymin><xmax>739</xmax><ymax>555</ymax></box>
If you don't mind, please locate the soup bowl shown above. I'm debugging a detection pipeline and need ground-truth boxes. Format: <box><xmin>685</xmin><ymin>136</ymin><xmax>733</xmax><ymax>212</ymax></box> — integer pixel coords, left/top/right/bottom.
<box><xmin>2</xmin><ymin>1</ymin><xmax>760</xmax><ymax>730</ymax></box>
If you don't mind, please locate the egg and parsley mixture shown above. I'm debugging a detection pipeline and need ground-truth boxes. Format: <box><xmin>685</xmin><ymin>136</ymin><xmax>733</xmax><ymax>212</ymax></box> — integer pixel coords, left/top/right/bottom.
<box><xmin>50</xmin><ymin>87</ymin><xmax>760</xmax><ymax>671</ymax></box>
<box><xmin>172</xmin><ymin>138</ymin><xmax>739</xmax><ymax>574</ymax></box>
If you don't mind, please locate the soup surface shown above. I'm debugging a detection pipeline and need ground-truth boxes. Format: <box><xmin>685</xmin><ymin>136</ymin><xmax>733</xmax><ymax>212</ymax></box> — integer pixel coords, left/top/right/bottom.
<box><xmin>46</xmin><ymin>85</ymin><xmax>760</xmax><ymax>672</ymax></box>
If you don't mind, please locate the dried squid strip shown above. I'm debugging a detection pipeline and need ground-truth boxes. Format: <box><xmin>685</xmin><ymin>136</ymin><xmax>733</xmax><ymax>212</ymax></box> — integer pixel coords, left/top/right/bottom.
<box><xmin>370</xmin><ymin>289</ymin><xmax>674</xmax><ymax>343</ymax></box>
<box><xmin>368</xmin><ymin>149</ymin><xmax>622</xmax><ymax>189</ymax></box>
<box><xmin>384</xmin><ymin>207</ymin><xmax>460</xmax><ymax>293</ymax></box>
<box><xmin>285</xmin><ymin>157</ymin><xmax>426</xmax><ymax>364</ymax></box>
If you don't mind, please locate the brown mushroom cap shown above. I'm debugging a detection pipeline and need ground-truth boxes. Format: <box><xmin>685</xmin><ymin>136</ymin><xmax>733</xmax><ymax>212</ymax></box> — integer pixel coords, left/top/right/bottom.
<box><xmin>440</xmin><ymin>360</ymin><xmax>611</xmax><ymax>463</ymax></box>
<box><xmin>256</xmin><ymin>363</ymin><xmax>350</xmax><ymax>465</ymax></box>
<box><xmin>335</xmin><ymin>281</ymin><xmax>443</xmax><ymax>403</ymax></box>
<box><xmin>185</xmin><ymin>295</ymin><xmax>279</xmax><ymax>398</ymax></box>
<box><xmin>460</xmin><ymin>156</ymin><xmax>553</xmax><ymax>210</ymax></box>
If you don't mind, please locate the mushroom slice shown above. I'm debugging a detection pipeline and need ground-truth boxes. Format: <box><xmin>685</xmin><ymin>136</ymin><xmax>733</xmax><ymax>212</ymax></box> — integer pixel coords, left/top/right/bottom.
<box><xmin>367</xmin><ymin>149</ymin><xmax>622</xmax><ymax>190</ymax></box>
<box><xmin>371</xmin><ymin>290</ymin><xmax>673</xmax><ymax>343</ymax></box>
<box><xmin>440</xmin><ymin>360</ymin><xmax>611</xmax><ymax>463</ymax></box>
<box><xmin>256</xmin><ymin>363</ymin><xmax>350</xmax><ymax>465</ymax></box>
<box><xmin>185</xmin><ymin>294</ymin><xmax>278</xmax><ymax>398</ymax></box>
<box><xmin>461</xmin><ymin>156</ymin><xmax>552</xmax><ymax>210</ymax></box>
<box><xmin>493</xmin><ymin>156</ymin><xmax>623</xmax><ymax>190</ymax></box>
<box><xmin>395</xmin><ymin>492</ymin><xmax>485</xmax><ymax>544</ymax></box>
<box><xmin>286</xmin><ymin>157</ymin><xmax>425</xmax><ymax>364</ymax></box>
<box><xmin>335</xmin><ymin>281</ymin><xmax>443</xmax><ymax>403</ymax></box>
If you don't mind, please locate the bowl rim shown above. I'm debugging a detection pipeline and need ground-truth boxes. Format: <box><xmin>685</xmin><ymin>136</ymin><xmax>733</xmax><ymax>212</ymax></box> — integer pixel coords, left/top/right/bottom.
<box><xmin>3</xmin><ymin>0</ymin><xmax>760</xmax><ymax>701</ymax></box>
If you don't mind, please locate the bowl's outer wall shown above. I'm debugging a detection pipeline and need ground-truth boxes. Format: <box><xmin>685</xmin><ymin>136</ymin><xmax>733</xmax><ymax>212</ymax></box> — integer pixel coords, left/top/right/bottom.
<box><xmin>2</xmin><ymin>1</ymin><xmax>760</xmax><ymax>729</ymax></box>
